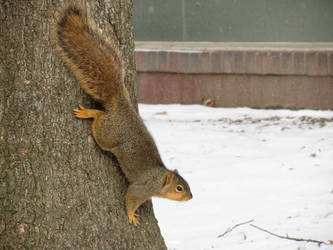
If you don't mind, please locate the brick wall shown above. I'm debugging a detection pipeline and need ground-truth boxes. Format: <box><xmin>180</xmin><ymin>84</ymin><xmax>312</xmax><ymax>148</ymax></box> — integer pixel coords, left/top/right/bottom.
<box><xmin>135</xmin><ymin>42</ymin><xmax>333</xmax><ymax>109</ymax></box>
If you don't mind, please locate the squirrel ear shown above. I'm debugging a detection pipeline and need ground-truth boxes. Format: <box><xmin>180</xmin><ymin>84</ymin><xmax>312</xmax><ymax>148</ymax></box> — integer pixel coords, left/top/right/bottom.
<box><xmin>163</xmin><ymin>172</ymin><xmax>174</xmax><ymax>187</ymax></box>
<box><xmin>173</xmin><ymin>169</ymin><xmax>179</xmax><ymax>174</ymax></box>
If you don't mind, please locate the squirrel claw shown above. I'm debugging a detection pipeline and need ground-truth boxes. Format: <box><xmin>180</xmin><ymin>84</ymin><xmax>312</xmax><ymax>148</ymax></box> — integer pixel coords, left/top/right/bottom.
<box><xmin>73</xmin><ymin>105</ymin><xmax>88</xmax><ymax>118</ymax></box>
<box><xmin>73</xmin><ymin>105</ymin><xmax>104</xmax><ymax>120</ymax></box>
<box><xmin>128</xmin><ymin>213</ymin><xmax>139</xmax><ymax>226</ymax></box>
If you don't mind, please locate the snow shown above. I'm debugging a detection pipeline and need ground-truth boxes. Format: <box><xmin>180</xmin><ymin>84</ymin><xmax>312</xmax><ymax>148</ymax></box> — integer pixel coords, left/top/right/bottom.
<box><xmin>139</xmin><ymin>104</ymin><xmax>333</xmax><ymax>250</ymax></box>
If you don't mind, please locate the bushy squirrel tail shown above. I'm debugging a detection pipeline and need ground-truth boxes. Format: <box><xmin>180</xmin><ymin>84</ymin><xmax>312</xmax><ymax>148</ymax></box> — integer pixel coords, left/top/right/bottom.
<box><xmin>57</xmin><ymin>6</ymin><xmax>124</xmax><ymax>107</ymax></box>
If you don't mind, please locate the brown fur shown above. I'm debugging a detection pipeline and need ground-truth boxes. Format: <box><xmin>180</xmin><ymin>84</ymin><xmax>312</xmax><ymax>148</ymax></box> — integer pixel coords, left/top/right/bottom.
<box><xmin>57</xmin><ymin>6</ymin><xmax>125</xmax><ymax>107</ymax></box>
<box><xmin>56</xmin><ymin>5</ymin><xmax>192</xmax><ymax>227</ymax></box>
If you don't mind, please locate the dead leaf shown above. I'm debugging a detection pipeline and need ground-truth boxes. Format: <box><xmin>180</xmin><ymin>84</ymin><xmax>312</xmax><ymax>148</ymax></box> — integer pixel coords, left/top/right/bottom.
<box><xmin>155</xmin><ymin>111</ymin><xmax>167</xmax><ymax>115</ymax></box>
<box><xmin>202</xmin><ymin>98</ymin><xmax>215</xmax><ymax>107</ymax></box>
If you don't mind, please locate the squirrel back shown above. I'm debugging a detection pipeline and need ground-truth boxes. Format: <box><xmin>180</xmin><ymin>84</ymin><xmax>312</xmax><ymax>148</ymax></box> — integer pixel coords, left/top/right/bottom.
<box><xmin>57</xmin><ymin>6</ymin><xmax>125</xmax><ymax>108</ymax></box>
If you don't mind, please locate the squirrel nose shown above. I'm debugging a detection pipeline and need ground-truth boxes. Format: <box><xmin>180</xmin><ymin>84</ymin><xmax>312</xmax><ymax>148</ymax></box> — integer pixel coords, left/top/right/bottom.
<box><xmin>189</xmin><ymin>192</ymin><xmax>193</xmax><ymax>200</ymax></box>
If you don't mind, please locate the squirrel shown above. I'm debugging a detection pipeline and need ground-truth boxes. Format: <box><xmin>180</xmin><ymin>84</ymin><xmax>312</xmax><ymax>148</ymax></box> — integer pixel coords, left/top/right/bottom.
<box><xmin>56</xmin><ymin>6</ymin><xmax>192</xmax><ymax>226</ymax></box>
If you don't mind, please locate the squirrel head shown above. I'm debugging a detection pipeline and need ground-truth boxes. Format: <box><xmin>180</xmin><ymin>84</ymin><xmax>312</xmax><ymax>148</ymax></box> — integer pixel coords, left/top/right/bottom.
<box><xmin>158</xmin><ymin>169</ymin><xmax>193</xmax><ymax>201</ymax></box>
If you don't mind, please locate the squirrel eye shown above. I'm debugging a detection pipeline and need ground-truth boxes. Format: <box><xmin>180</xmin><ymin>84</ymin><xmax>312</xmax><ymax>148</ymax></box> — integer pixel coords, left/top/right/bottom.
<box><xmin>176</xmin><ymin>185</ymin><xmax>183</xmax><ymax>192</ymax></box>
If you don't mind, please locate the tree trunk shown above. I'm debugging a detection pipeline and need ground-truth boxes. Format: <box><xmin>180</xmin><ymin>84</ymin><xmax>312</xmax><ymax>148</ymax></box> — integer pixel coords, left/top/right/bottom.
<box><xmin>0</xmin><ymin>1</ymin><xmax>167</xmax><ymax>249</ymax></box>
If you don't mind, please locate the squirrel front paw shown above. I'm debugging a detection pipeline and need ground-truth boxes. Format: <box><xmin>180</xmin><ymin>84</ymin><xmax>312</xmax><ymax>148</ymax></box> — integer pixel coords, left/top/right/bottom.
<box><xmin>73</xmin><ymin>105</ymin><xmax>89</xmax><ymax>118</ymax></box>
<box><xmin>73</xmin><ymin>105</ymin><xmax>104</xmax><ymax>120</ymax></box>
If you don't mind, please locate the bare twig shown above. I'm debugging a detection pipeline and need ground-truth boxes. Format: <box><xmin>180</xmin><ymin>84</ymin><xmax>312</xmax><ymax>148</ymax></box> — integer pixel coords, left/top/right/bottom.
<box><xmin>250</xmin><ymin>224</ymin><xmax>333</xmax><ymax>247</ymax></box>
<box><xmin>217</xmin><ymin>220</ymin><xmax>254</xmax><ymax>238</ymax></box>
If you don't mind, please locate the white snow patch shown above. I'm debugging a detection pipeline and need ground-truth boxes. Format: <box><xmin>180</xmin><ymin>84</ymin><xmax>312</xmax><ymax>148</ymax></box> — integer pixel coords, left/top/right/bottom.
<box><xmin>139</xmin><ymin>104</ymin><xmax>333</xmax><ymax>250</ymax></box>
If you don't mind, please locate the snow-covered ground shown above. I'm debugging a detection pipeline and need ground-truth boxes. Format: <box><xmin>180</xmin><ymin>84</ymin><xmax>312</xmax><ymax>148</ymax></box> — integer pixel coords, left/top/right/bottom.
<box><xmin>139</xmin><ymin>104</ymin><xmax>333</xmax><ymax>250</ymax></box>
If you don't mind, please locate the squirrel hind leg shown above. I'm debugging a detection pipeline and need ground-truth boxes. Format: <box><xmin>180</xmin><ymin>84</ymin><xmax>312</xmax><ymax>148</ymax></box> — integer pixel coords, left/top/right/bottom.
<box><xmin>73</xmin><ymin>105</ymin><xmax>104</xmax><ymax>119</ymax></box>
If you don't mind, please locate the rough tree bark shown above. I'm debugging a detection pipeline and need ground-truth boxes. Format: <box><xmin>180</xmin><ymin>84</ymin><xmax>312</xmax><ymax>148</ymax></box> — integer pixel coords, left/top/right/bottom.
<box><xmin>0</xmin><ymin>1</ymin><xmax>167</xmax><ymax>249</ymax></box>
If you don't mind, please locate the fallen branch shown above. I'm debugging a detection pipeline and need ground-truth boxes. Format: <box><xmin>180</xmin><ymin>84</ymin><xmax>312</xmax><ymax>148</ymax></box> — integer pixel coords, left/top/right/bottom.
<box><xmin>250</xmin><ymin>224</ymin><xmax>333</xmax><ymax>247</ymax></box>
<box><xmin>217</xmin><ymin>220</ymin><xmax>254</xmax><ymax>238</ymax></box>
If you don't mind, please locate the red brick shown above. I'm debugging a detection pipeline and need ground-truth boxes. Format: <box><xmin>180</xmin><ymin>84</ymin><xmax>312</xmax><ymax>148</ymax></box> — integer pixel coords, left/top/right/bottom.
<box><xmin>294</xmin><ymin>52</ymin><xmax>305</xmax><ymax>75</ymax></box>
<box><xmin>135</xmin><ymin>44</ymin><xmax>333</xmax><ymax>109</ymax></box>
<box><xmin>328</xmin><ymin>53</ymin><xmax>333</xmax><ymax>75</ymax></box>
<box><xmin>177</xmin><ymin>52</ymin><xmax>189</xmax><ymax>73</ymax></box>
<box><xmin>145</xmin><ymin>51</ymin><xmax>158</xmax><ymax>71</ymax></box>
<box><xmin>317</xmin><ymin>77</ymin><xmax>333</xmax><ymax>108</ymax></box>
<box><xmin>281</xmin><ymin>52</ymin><xmax>293</xmax><ymax>75</ymax></box>
<box><xmin>210</xmin><ymin>51</ymin><xmax>222</xmax><ymax>73</ymax></box>
<box><xmin>270</xmin><ymin>52</ymin><xmax>282</xmax><ymax>74</ymax></box>
<box><xmin>233</xmin><ymin>51</ymin><xmax>243</xmax><ymax>73</ymax></box>
<box><xmin>187</xmin><ymin>52</ymin><xmax>200</xmax><ymax>73</ymax></box>
<box><xmin>198</xmin><ymin>52</ymin><xmax>210</xmax><ymax>73</ymax></box>
<box><xmin>261</xmin><ymin>51</ymin><xmax>270</xmax><ymax>75</ymax></box>
<box><xmin>262</xmin><ymin>52</ymin><xmax>276</xmax><ymax>75</ymax></box>
<box><xmin>317</xmin><ymin>52</ymin><xmax>328</xmax><ymax>76</ymax></box>
<box><xmin>135</xmin><ymin>51</ymin><xmax>146</xmax><ymax>71</ymax></box>
<box><xmin>168</xmin><ymin>52</ymin><xmax>179</xmax><ymax>72</ymax></box>
<box><xmin>157</xmin><ymin>51</ymin><xmax>169</xmax><ymax>72</ymax></box>
<box><xmin>305</xmin><ymin>52</ymin><xmax>317</xmax><ymax>76</ymax></box>
<box><xmin>137</xmin><ymin>72</ymin><xmax>333</xmax><ymax>109</ymax></box>
<box><xmin>244</xmin><ymin>51</ymin><xmax>256</xmax><ymax>74</ymax></box>
<box><xmin>222</xmin><ymin>51</ymin><xmax>234</xmax><ymax>73</ymax></box>
<box><xmin>255</xmin><ymin>52</ymin><xmax>265</xmax><ymax>74</ymax></box>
